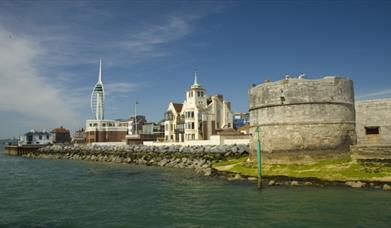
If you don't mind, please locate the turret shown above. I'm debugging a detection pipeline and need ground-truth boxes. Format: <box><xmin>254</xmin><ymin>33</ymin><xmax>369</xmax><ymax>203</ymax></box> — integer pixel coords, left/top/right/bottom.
<box><xmin>186</xmin><ymin>71</ymin><xmax>207</xmax><ymax>107</ymax></box>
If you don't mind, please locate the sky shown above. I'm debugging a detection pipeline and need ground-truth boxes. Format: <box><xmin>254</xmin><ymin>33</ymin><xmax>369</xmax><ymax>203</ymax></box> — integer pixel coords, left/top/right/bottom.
<box><xmin>0</xmin><ymin>0</ymin><xmax>390</xmax><ymax>138</ymax></box>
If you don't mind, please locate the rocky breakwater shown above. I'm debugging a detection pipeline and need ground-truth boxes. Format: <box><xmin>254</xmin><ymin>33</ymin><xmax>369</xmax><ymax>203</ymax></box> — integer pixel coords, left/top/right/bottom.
<box><xmin>21</xmin><ymin>144</ymin><xmax>249</xmax><ymax>176</ymax></box>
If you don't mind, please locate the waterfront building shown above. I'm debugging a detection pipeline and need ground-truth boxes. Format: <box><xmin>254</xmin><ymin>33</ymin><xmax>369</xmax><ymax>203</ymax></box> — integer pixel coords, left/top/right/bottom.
<box><xmin>164</xmin><ymin>72</ymin><xmax>234</xmax><ymax>142</ymax></box>
<box><xmin>85</xmin><ymin>60</ymin><xmax>128</xmax><ymax>143</ymax></box>
<box><xmin>19</xmin><ymin>129</ymin><xmax>53</xmax><ymax>145</ymax></box>
<box><xmin>72</xmin><ymin>128</ymin><xmax>85</xmax><ymax>144</ymax></box>
<box><xmin>233</xmin><ymin>112</ymin><xmax>249</xmax><ymax>129</ymax></box>
<box><xmin>164</xmin><ymin>102</ymin><xmax>184</xmax><ymax>142</ymax></box>
<box><xmin>355</xmin><ymin>98</ymin><xmax>391</xmax><ymax>145</ymax></box>
<box><xmin>50</xmin><ymin>126</ymin><xmax>71</xmax><ymax>144</ymax></box>
<box><xmin>142</xmin><ymin>121</ymin><xmax>164</xmax><ymax>136</ymax></box>
<box><xmin>127</xmin><ymin>115</ymin><xmax>147</xmax><ymax>136</ymax></box>
<box><xmin>85</xmin><ymin>120</ymin><xmax>128</xmax><ymax>143</ymax></box>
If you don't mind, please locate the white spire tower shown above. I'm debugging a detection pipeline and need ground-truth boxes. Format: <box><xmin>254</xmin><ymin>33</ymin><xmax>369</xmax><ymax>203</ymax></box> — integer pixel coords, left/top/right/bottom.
<box><xmin>91</xmin><ymin>59</ymin><xmax>105</xmax><ymax>120</ymax></box>
<box><xmin>98</xmin><ymin>58</ymin><xmax>102</xmax><ymax>83</ymax></box>
<box><xmin>194</xmin><ymin>70</ymin><xmax>198</xmax><ymax>85</ymax></box>
<box><xmin>191</xmin><ymin>70</ymin><xmax>201</xmax><ymax>89</ymax></box>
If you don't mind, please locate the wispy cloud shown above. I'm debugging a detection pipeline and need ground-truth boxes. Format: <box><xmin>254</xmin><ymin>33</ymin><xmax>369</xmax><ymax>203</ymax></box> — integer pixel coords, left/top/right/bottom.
<box><xmin>0</xmin><ymin>26</ymin><xmax>78</xmax><ymax>130</ymax></box>
<box><xmin>105</xmin><ymin>82</ymin><xmax>141</xmax><ymax>94</ymax></box>
<box><xmin>121</xmin><ymin>17</ymin><xmax>191</xmax><ymax>60</ymax></box>
<box><xmin>356</xmin><ymin>89</ymin><xmax>391</xmax><ymax>100</ymax></box>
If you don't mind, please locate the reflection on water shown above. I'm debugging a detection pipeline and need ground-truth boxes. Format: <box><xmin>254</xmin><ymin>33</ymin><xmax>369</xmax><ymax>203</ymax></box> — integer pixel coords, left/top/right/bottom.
<box><xmin>0</xmin><ymin>149</ymin><xmax>390</xmax><ymax>227</ymax></box>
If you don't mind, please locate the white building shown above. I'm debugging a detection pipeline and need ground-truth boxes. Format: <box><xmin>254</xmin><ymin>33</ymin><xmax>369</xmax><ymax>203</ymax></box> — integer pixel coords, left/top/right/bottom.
<box><xmin>19</xmin><ymin>129</ymin><xmax>54</xmax><ymax>145</ymax></box>
<box><xmin>164</xmin><ymin>72</ymin><xmax>233</xmax><ymax>142</ymax></box>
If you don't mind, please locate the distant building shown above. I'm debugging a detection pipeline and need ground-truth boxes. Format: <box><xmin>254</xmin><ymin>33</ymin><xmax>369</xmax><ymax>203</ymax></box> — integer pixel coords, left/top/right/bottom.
<box><xmin>51</xmin><ymin>126</ymin><xmax>71</xmax><ymax>144</ymax></box>
<box><xmin>164</xmin><ymin>72</ymin><xmax>233</xmax><ymax>142</ymax></box>
<box><xmin>164</xmin><ymin>102</ymin><xmax>184</xmax><ymax>142</ymax></box>
<box><xmin>72</xmin><ymin>128</ymin><xmax>85</xmax><ymax>144</ymax></box>
<box><xmin>142</xmin><ymin>122</ymin><xmax>164</xmax><ymax>136</ymax></box>
<box><xmin>127</xmin><ymin>115</ymin><xmax>147</xmax><ymax>136</ymax></box>
<box><xmin>85</xmin><ymin>120</ymin><xmax>128</xmax><ymax>143</ymax></box>
<box><xmin>355</xmin><ymin>99</ymin><xmax>391</xmax><ymax>145</ymax></box>
<box><xmin>85</xmin><ymin>60</ymin><xmax>128</xmax><ymax>143</ymax></box>
<box><xmin>233</xmin><ymin>112</ymin><xmax>249</xmax><ymax>129</ymax></box>
<box><xmin>19</xmin><ymin>129</ymin><xmax>53</xmax><ymax>145</ymax></box>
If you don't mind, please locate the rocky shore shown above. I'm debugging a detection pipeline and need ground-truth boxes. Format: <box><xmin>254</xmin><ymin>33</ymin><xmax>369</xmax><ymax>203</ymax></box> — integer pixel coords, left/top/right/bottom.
<box><xmin>19</xmin><ymin>144</ymin><xmax>249</xmax><ymax>176</ymax></box>
<box><xmin>8</xmin><ymin>143</ymin><xmax>391</xmax><ymax>190</ymax></box>
<box><xmin>215</xmin><ymin>171</ymin><xmax>391</xmax><ymax>191</ymax></box>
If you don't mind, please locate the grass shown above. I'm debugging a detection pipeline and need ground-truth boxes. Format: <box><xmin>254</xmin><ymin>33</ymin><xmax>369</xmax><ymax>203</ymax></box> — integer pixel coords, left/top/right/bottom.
<box><xmin>213</xmin><ymin>157</ymin><xmax>391</xmax><ymax>182</ymax></box>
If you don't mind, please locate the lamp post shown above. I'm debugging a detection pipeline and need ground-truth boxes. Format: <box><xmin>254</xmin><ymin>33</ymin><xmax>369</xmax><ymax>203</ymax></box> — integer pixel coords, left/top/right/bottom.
<box><xmin>255</xmin><ymin>126</ymin><xmax>262</xmax><ymax>188</ymax></box>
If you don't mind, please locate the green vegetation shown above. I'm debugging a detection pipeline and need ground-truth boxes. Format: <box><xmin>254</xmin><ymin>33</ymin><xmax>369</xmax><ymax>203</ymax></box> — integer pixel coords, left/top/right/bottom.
<box><xmin>213</xmin><ymin>157</ymin><xmax>391</xmax><ymax>182</ymax></box>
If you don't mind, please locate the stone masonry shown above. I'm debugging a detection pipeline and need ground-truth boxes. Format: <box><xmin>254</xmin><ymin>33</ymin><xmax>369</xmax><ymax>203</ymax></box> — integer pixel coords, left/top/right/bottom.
<box><xmin>249</xmin><ymin>76</ymin><xmax>356</xmax><ymax>163</ymax></box>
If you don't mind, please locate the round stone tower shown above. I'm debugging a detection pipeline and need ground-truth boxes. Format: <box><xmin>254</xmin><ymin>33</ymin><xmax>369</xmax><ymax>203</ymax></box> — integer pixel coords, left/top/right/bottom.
<box><xmin>249</xmin><ymin>76</ymin><xmax>356</xmax><ymax>163</ymax></box>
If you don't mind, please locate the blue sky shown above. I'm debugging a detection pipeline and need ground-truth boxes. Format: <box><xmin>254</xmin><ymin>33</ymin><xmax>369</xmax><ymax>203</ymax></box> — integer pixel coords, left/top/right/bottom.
<box><xmin>0</xmin><ymin>0</ymin><xmax>390</xmax><ymax>138</ymax></box>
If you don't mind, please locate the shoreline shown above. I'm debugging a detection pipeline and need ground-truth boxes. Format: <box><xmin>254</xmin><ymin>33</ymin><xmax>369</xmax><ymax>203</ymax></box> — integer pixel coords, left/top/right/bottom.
<box><xmin>4</xmin><ymin>144</ymin><xmax>391</xmax><ymax>191</ymax></box>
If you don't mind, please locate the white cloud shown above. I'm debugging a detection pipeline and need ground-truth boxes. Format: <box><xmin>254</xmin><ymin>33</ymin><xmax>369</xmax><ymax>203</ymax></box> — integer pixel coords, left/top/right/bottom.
<box><xmin>356</xmin><ymin>89</ymin><xmax>391</xmax><ymax>100</ymax></box>
<box><xmin>0</xmin><ymin>26</ymin><xmax>78</xmax><ymax>134</ymax></box>
<box><xmin>105</xmin><ymin>82</ymin><xmax>140</xmax><ymax>94</ymax></box>
<box><xmin>121</xmin><ymin>17</ymin><xmax>191</xmax><ymax>58</ymax></box>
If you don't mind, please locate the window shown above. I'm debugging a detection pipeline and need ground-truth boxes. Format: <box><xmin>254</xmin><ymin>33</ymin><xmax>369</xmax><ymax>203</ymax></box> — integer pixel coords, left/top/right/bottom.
<box><xmin>102</xmin><ymin>123</ymin><xmax>106</xmax><ymax>127</ymax></box>
<box><xmin>39</xmin><ymin>135</ymin><xmax>42</xmax><ymax>140</ymax></box>
<box><xmin>365</xmin><ymin>127</ymin><xmax>379</xmax><ymax>135</ymax></box>
<box><xmin>191</xmin><ymin>122</ymin><xmax>195</xmax><ymax>129</ymax></box>
<box><xmin>46</xmin><ymin>135</ymin><xmax>49</xmax><ymax>139</ymax></box>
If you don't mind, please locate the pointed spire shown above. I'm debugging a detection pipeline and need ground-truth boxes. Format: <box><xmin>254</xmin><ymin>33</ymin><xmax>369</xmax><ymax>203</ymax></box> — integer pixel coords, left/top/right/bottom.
<box><xmin>194</xmin><ymin>70</ymin><xmax>198</xmax><ymax>85</ymax></box>
<box><xmin>98</xmin><ymin>59</ymin><xmax>102</xmax><ymax>83</ymax></box>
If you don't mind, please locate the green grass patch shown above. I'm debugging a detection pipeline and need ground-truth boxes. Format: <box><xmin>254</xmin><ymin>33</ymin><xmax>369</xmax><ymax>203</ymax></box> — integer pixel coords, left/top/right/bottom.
<box><xmin>213</xmin><ymin>157</ymin><xmax>391</xmax><ymax>182</ymax></box>
<box><xmin>213</xmin><ymin>157</ymin><xmax>248</xmax><ymax>167</ymax></box>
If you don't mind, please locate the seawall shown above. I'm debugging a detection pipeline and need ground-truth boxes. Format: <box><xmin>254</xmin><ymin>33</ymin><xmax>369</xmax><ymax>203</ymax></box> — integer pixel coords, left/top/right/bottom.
<box><xmin>8</xmin><ymin>144</ymin><xmax>249</xmax><ymax>176</ymax></box>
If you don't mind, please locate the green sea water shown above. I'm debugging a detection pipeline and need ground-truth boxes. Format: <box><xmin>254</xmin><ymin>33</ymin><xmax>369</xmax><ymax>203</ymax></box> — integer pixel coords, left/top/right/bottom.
<box><xmin>0</xmin><ymin>146</ymin><xmax>390</xmax><ymax>227</ymax></box>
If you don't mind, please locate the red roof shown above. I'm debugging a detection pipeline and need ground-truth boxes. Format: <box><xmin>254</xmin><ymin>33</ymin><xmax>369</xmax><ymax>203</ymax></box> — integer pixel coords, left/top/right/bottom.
<box><xmin>51</xmin><ymin>126</ymin><xmax>70</xmax><ymax>133</ymax></box>
<box><xmin>172</xmin><ymin>103</ymin><xmax>183</xmax><ymax>113</ymax></box>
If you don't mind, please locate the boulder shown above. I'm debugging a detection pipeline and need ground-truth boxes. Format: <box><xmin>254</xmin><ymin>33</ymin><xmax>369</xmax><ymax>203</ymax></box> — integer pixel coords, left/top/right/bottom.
<box><xmin>345</xmin><ymin>181</ymin><xmax>366</xmax><ymax>188</ymax></box>
<box><xmin>233</xmin><ymin>173</ymin><xmax>243</xmax><ymax>180</ymax></box>
<box><xmin>290</xmin><ymin>181</ymin><xmax>299</xmax><ymax>186</ymax></box>
<box><xmin>268</xmin><ymin>180</ymin><xmax>275</xmax><ymax>186</ymax></box>
<box><xmin>383</xmin><ymin>184</ymin><xmax>391</xmax><ymax>191</ymax></box>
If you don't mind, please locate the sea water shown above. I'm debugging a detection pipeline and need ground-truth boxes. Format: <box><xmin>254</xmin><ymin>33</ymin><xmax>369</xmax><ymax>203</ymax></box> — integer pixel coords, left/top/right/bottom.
<box><xmin>0</xmin><ymin>146</ymin><xmax>390</xmax><ymax>227</ymax></box>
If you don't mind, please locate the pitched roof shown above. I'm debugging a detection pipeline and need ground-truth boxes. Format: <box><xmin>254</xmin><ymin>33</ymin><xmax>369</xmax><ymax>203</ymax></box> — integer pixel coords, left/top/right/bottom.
<box><xmin>51</xmin><ymin>127</ymin><xmax>70</xmax><ymax>133</ymax></box>
<box><xmin>172</xmin><ymin>103</ymin><xmax>183</xmax><ymax>113</ymax></box>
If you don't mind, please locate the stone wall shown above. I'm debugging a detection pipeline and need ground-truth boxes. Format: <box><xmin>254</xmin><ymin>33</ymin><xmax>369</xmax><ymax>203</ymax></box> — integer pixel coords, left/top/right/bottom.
<box><xmin>351</xmin><ymin>144</ymin><xmax>391</xmax><ymax>161</ymax></box>
<box><xmin>144</xmin><ymin>134</ymin><xmax>250</xmax><ymax>146</ymax></box>
<box><xmin>355</xmin><ymin>99</ymin><xmax>391</xmax><ymax>145</ymax></box>
<box><xmin>16</xmin><ymin>144</ymin><xmax>249</xmax><ymax>176</ymax></box>
<box><xmin>249</xmin><ymin>76</ymin><xmax>356</xmax><ymax>163</ymax></box>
